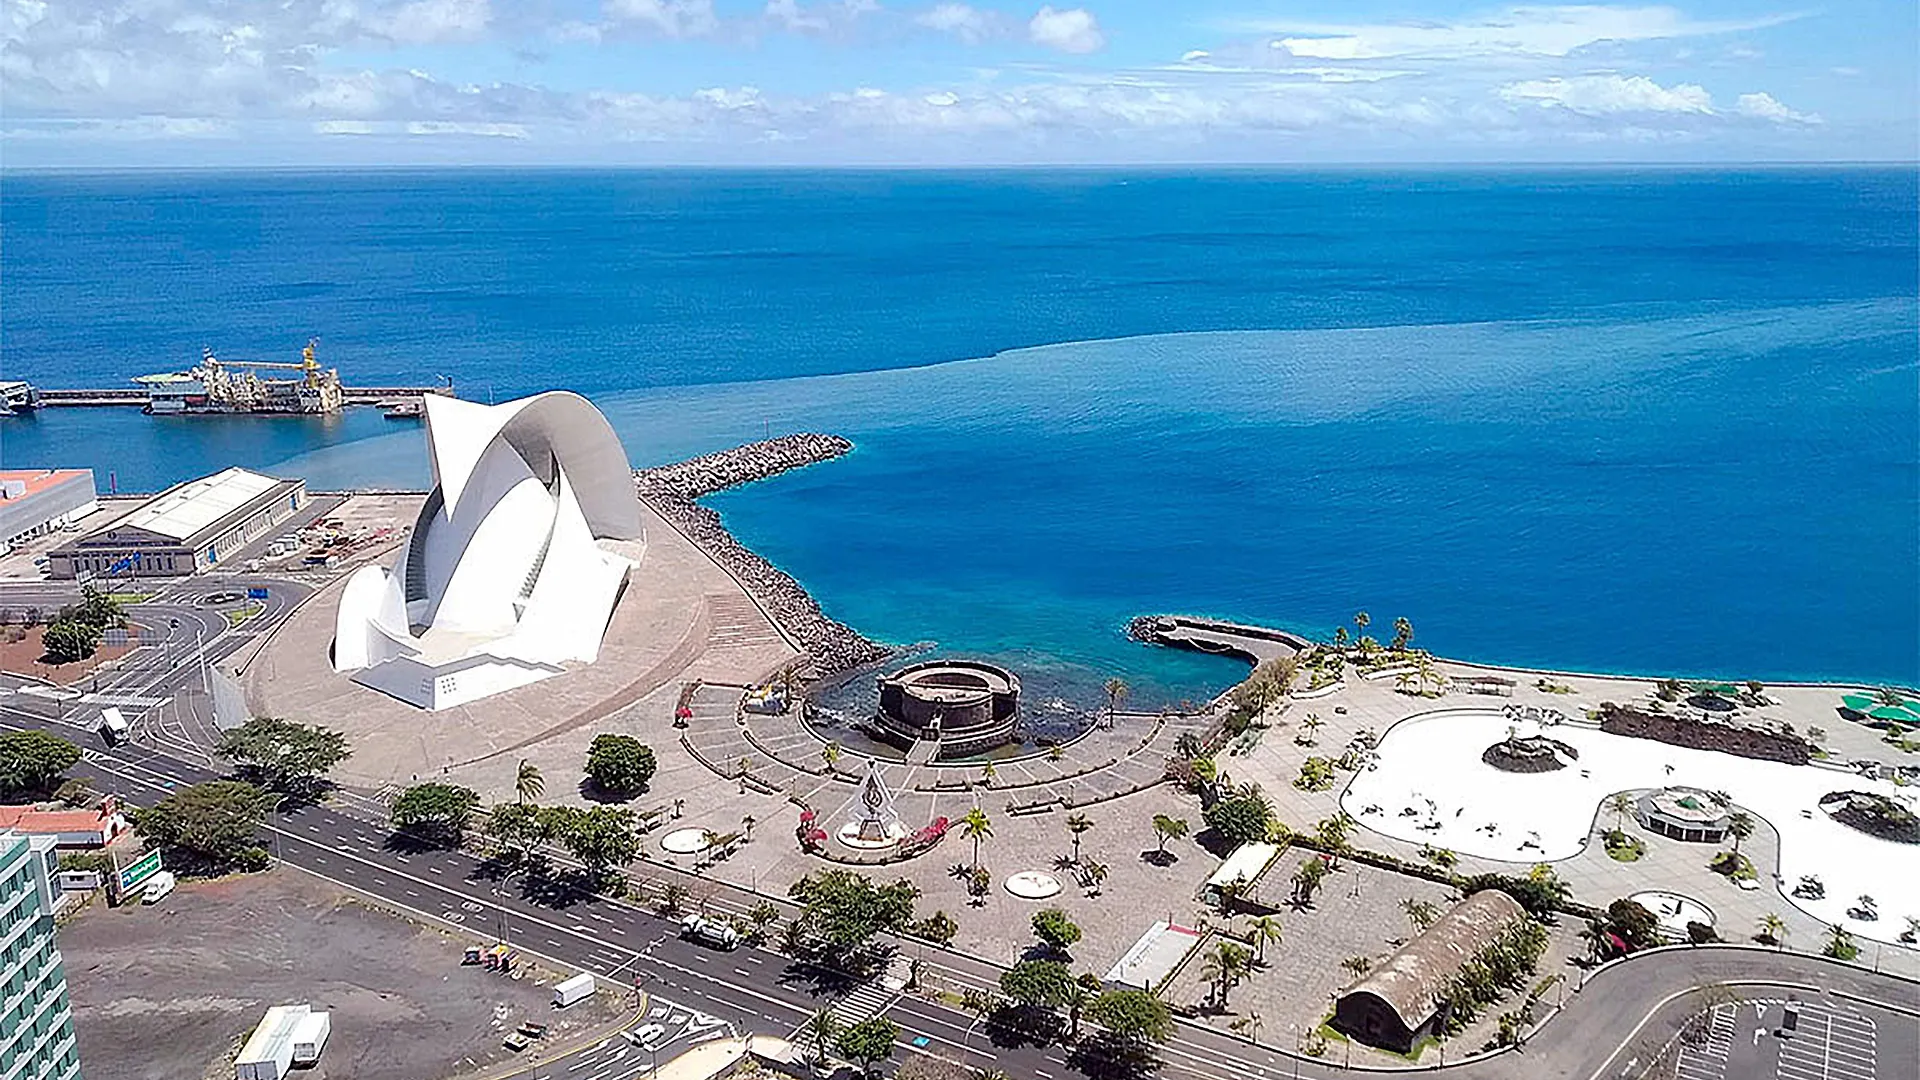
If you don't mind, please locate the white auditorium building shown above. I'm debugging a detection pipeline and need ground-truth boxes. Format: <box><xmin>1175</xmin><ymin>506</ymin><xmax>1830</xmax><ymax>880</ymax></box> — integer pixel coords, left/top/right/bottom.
<box><xmin>331</xmin><ymin>392</ymin><xmax>644</xmax><ymax>710</ymax></box>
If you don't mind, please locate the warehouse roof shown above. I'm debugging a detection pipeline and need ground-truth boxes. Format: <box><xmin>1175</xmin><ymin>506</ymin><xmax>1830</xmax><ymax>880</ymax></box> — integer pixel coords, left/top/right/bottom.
<box><xmin>119</xmin><ymin>468</ymin><xmax>284</xmax><ymax>541</ymax></box>
<box><xmin>1336</xmin><ymin>889</ymin><xmax>1527</xmax><ymax>1031</ymax></box>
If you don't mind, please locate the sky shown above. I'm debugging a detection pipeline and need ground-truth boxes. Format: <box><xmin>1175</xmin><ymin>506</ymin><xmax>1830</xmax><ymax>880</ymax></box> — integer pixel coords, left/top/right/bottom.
<box><xmin>2</xmin><ymin>1</ymin><xmax>1916</xmax><ymax>166</ymax></box>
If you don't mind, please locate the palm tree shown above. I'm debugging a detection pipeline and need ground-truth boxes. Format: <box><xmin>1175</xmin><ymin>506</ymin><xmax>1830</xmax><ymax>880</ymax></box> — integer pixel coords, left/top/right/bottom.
<box><xmin>804</xmin><ymin>1008</ymin><xmax>840</xmax><ymax>1067</ymax></box>
<box><xmin>1401</xmin><ymin>897</ymin><xmax>1438</xmax><ymax>935</ymax></box>
<box><xmin>1607</xmin><ymin>792</ymin><xmax>1635</xmax><ymax>832</ymax></box>
<box><xmin>1726</xmin><ymin>811</ymin><xmax>1755</xmax><ymax>855</ymax></box>
<box><xmin>1300</xmin><ymin>714</ymin><xmax>1324</xmax><ymax>745</ymax></box>
<box><xmin>1066</xmin><ymin>812</ymin><xmax>1092</xmax><ymax>864</ymax></box>
<box><xmin>1391</xmin><ymin>616</ymin><xmax>1413</xmax><ymax>652</ymax></box>
<box><xmin>820</xmin><ymin>743</ymin><xmax>841</xmax><ymax>772</ymax></box>
<box><xmin>980</xmin><ymin>761</ymin><xmax>997</xmax><ymax>787</ymax></box>
<box><xmin>1340</xmin><ymin>955</ymin><xmax>1372</xmax><ymax>978</ymax></box>
<box><xmin>742</xmin><ymin>814</ymin><xmax>756</xmax><ymax>843</ymax></box>
<box><xmin>1395</xmin><ymin>669</ymin><xmax>1418</xmax><ymax>694</ymax></box>
<box><xmin>515</xmin><ymin>759</ymin><xmax>543</xmax><ymax>805</ymax></box>
<box><xmin>1248</xmin><ymin>914</ymin><xmax>1283</xmax><ymax>964</ymax></box>
<box><xmin>1354</xmin><ymin>611</ymin><xmax>1370</xmax><ymax>640</ymax></box>
<box><xmin>959</xmin><ymin>807</ymin><xmax>993</xmax><ymax>870</ymax></box>
<box><xmin>1081</xmin><ymin>859</ymin><xmax>1109</xmax><ymax>895</ymax></box>
<box><xmin>1230</xmin><ymin>1010</ymin><xmax>1263</xmax><ymax>1043</ymax></box>
<box><xmin>1756</xmin><ymin>912</ymin><xmax>1788</xmax><ymax>948</ymax></box>
<box><xmin>1200</xmin><ymin>941</ymin><xmax>1251</xmax><ymax>1009</ymax></box>
<box><xmin>1150</xmin><ymin>814</ymin><xmax>1189</xmax><ymax>856</ymax></box>
<box><xmin>1104</xmin><ymin>678</ymin><xmax>1130</xmax><ymax>727</ymax></box>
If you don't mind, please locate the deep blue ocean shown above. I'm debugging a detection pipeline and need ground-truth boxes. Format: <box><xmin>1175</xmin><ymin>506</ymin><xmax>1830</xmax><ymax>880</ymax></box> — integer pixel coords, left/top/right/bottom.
<box><xmin>3</xmin><ymin>169</ymin><xmax>1915</xmax><ymax>701</ymax></box>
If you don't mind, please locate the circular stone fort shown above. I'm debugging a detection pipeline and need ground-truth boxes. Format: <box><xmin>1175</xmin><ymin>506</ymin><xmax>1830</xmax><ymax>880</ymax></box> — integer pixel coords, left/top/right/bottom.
<box><xmin>871</xmin><ymin>659</ymin><xmax>1021</xmax><ymax>761</ymax></box>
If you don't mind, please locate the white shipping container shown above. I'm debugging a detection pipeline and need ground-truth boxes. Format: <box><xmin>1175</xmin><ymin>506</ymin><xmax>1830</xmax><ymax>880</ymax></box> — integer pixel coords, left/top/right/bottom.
<box><xmin>552</xmin><ymin>972</ymin><xmax>596</xmax><ymax>1009</ymax></box>
<box><xmin>291</xmin><ymin>1010</ymin><xmax>330</xmax><ymax>1064</ymax></box>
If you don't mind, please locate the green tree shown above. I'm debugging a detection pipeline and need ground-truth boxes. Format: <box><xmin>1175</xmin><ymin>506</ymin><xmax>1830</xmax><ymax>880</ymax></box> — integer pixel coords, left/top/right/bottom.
<box><xmin>1291</xmin><ymin>856</ymin><xmax>1329</xmax><ymax>906</ymax></box>
<box><xmin>73</xmin><ymin>586</ymin><xmax>124</xmax><ymax>630</ymax></box>
<box><xmin>1726</xmin><ymin>811</ymin><xmax>1755</xmax><ymax>854</ymax></box>
<box><xmin>1756</xmin><ymin>912</ymin><xmax>1788</xmax><ymax>948</ymax></box>
<box><xmin>515</xmin><ymin>759</ymin><xmax>544</xmax><ymax>805</ymax></box>
<box><xmin>40</xmin><ymin>619</ymin><xmax>100</xmax><ymax>663</ymax></box>
<box><xmin>1065</xmin><ymin>812</ymin><xmax>1092</xmax><ymax>863</ymax></box>
<box><xmin>584</xmin><ymin>734</ymin><xmax>656</xmax><ymax>798</ymax></box>
<box><xmin>1203</xmin><ymin>793</ymin><xmax>1273</xmax><ymax>845</ymax></box>
<box><xmin>804</xmin><ymin>1009</ymin><xmax>841</xmax><ymax>1068</ymax></box>
<box><xmin>1340</xmin><ymin>955</ymin><xmax>1372</xmax><ymax>978</ymax></box>
<box><xmin>215</xmin><ymin>717</ymin><xmax>350</xmax><ymax>798</ymax></box>
<box><xmin>1031</xmin><ymin>908</ymin><xmax>1082</xmax><ymax>955</ymax></box>
<box><xmin>1299</xmin><ymin>713</ymin><xmax>1325</xmax><ymax>745</ymax></box>
<box><xmin>0</xmin><ymin>730</ymin><xmax>82</xmax><ymax>797</ymax></box>
<box><xmin>1086</xmin><ymin>989</ymin><xmax>1172</xmax><ymax>1046</ymax></box>
<box><xmin>561</xmin><ymin>806</ymin><xmax>639</xmax><ymax>885</ymax></box>
<box><xmin>1390</xmin><ymin>617</ymin><xmax>1414</xmax><ymax>651</ymax></box>
<box><xmin>389</xmin><ymin>782</ymin><xmax>480</xmax><ymax>847</ymax></box>
<box><xmin>485</xmin><ymin>801</ymin><xmax>541</xmax><ymax>860</ymax></box>
<box><xmin>959</xmin><ymin>807</ymin><xmax>993</xmax><ymax>870</ymax></box>
<box><xmin>1401</xmin><ymin>897</ymin><xmax>1439</xmax><ymax>936</ymax></box>
<box><xmin>1822</xmin><ymin>925</ymin><xmax>1859</xmax><ymax>961</ymax></box>
<box><xmin>1150</xmin><ymin>814</ymin><xmax>1188</xmax><ymax>857</ymax></box>
<box><xmin>999</xmin><ymin>958</ymin><xmax>1077</xmax><ymax>1012</ymax></box>
<box><xmin>835</xmin><ymin>1017</ymin><xmax>900</xmax><ymax>1075</ymax></box>
<box><xmin>1104</xmin><ymin>678</ymin><xmax>1130</xmax><ymax>726</ymax></box>
<box><xmin>132</xmin><ymin>780</ymin><xmax>275</xmax><ymax>873</ymax></box>
<box><xmin>1200</xmin><ymin>940</ymin><xmax>1251</xmax><ymax>1009</ymax></box>
<box><xmin>909</xmin><ymin>910</ymin><xmax>958</xmax><ymax>946</ymax></box>
<box><xmin>787</xmin><ymin>870</ymin><xmax>919</xmax><ymax>966</ymax></box>
<box><xmin>1248</xmin><ymin>914</ymin><xmax>1283</xmax><ymax>964</ymax></box>
<box><xmin>1605</xmin><ymin>898</ymin><xmax>1662</xmax><ymax>952</ymax></box>
<box><xmin>1353</xmin><ymin>611</ymin><xmax>1370</xmax><ymax>640</ymax></box>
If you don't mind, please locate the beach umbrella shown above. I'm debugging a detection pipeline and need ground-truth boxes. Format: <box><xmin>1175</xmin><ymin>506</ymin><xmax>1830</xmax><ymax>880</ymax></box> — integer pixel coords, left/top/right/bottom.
<box><xmin>1867</xmin><ymin>704</ymin><xmax>1920</xmax><ymax>727</ymax></box>
<box><xmin>1841</xmin><ymin>694</ymin><xmax>1877</xmax><ymax>712</ymax></box>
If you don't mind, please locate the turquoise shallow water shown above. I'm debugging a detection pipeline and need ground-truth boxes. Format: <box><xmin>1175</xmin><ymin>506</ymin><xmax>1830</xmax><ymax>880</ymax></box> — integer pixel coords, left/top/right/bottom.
<box><xmin>3</xmin><ymin>169</ymin><xmax>1915</xmax><ymax>703</ymax></box>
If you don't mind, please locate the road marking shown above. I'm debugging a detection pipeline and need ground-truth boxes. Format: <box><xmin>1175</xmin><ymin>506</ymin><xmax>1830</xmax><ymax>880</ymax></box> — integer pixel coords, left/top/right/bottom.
<box><xmin>428</xmin><ymin>865</ymin><xmax>443</xmax><ymax>875</ymax></box>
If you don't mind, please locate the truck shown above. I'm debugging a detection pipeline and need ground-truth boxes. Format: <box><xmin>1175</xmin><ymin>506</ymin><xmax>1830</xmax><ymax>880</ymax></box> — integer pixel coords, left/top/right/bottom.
<box><xmin>98</xmin><ymin>707</ymin><xmax>129</xmax><ymax>746</ymax></box>
<box><xmin>680</xmin><ymin>912</ymin><xmax>741</xmax><ymax>950</ymax></box>
<box><xmin>552</xmin><ymin>972</ymin><xmax>595</xmax><ymax>1009</ymax></box>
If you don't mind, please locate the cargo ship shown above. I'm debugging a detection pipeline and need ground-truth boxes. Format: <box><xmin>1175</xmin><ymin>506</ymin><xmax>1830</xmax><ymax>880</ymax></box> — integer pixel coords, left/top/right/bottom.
<box><xmin>134</xmin><ymin>339</ymin><xmax>345</xmax><ymax>415</ymax></box>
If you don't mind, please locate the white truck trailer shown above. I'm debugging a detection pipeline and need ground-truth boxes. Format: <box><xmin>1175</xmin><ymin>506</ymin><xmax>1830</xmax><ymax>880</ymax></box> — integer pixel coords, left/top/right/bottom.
<box><xmin>552</xmin><ymin>972</ymin><xmax>596</xmax><ymax>1009</ymax></box>
<box><xmin>234</xmin><ymin>1004</ymin><xmax>331</xmax><ymax>1080</ymax></box>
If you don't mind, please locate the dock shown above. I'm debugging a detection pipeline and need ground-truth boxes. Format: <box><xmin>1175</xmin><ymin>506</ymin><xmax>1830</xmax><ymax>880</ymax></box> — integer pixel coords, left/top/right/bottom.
<box><xmin>23</xmin><ymin>386</ymin><xmax>454</xmax><ymax>408</ymax></box>
<box><xmin>1127</xmin><ymin>614</ymin><xmax>1311</xmax><ymax>666</ymax></box>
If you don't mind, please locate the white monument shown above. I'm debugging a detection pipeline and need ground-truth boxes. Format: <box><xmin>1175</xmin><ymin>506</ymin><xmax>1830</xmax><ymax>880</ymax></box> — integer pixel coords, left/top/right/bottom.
<box><xmin>331</xmin><ymin>391</ymin><xmax>645</xmax><ymax>710</ymax></box>
<box><xmin>835</xmin><ymin>760</ymin><xmax>907</xmax><ymax>848</ymax></box>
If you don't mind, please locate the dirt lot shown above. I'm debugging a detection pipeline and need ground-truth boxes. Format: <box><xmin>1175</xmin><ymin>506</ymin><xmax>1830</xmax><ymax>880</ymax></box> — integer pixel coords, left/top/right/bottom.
<box><xmin>60</xmin><ymin>868</ymin><xmax>619</xmax><ymax>1080</ymax></box>
<box><xmin>0</xmin><ymin>622</ymin><xmax>143</xmax><ymax>685</ymax></box>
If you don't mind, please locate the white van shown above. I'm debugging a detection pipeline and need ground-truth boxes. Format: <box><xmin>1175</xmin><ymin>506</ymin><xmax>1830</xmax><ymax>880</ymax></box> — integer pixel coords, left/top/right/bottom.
<box><xmin>141</xmin><ymin>871</ymin><xmax>177</xmax><ymax>905</ymax></box>
<box><xmin>99</xmin><ymin>707</ymin><xmax>129</xmax><ymax>745</ymax></box>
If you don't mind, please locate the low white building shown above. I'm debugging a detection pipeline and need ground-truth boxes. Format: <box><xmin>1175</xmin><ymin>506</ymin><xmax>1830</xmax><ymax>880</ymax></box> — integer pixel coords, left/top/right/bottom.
<box><xmin>0</xmin><ymin>469</ymin><xmax>97</xmax><ymax>554</ymax></box>
<box><xmin>332</xmin><ymin>392</ymin><xmax>645</xmax><ymax>710</ymax></box>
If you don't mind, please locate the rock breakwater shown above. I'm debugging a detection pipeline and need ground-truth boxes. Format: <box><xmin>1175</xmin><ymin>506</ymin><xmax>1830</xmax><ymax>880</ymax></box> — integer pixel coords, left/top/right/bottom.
<box><xmin>635</xmin><ymin>434</ymin><xmax>889</xmax><ymax>678</ymax></box>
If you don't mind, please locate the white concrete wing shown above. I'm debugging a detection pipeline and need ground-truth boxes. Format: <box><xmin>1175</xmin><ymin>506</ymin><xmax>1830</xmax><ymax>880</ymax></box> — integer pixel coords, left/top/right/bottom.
<box><xmin>331</xmin><ymin>391</ymin><xmax>644</xmax><ymax>710</ymax></box>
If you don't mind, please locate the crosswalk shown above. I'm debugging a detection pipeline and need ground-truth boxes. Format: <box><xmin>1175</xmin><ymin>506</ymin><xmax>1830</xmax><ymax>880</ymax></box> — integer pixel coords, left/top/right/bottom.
<box><xmin>1673</xmin><ymin>1003</ymin><xmax>1735</xmax><ymax>1080</ymax></box>
<box><xmin>790</xmin><ymin>955</ymin><xmax>908</xmax><ymax>1054</ymax></box>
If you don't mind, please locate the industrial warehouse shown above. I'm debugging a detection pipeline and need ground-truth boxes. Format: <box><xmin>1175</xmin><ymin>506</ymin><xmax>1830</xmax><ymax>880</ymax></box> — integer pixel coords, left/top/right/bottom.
<box><xmin>47</xmin><ymin>468</ymin><xmax>307</xmax><ymax>579</ymax></box>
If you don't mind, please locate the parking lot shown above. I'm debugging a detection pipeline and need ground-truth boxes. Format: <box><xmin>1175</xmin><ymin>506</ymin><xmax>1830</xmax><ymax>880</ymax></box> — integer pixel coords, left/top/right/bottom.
<box><xmin>1671</xmin><ymin>1000</ymin><xmax>1884</xmax><ymax>1080</ymax></box>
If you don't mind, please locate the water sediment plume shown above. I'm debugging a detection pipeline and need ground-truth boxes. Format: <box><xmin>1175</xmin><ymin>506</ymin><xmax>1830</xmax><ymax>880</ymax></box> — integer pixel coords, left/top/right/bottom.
<box><xmin>635</xmin><ymin>434</ymin><xmax>889</xmax><ymax>678</ymax></box>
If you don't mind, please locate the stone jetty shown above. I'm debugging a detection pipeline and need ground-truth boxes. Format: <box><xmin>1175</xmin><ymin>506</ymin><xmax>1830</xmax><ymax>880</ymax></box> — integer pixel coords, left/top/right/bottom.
<box><xmin>635</xmin><ymin>434</ymin><xmax>889</xmax><ymax>678</ymax></box>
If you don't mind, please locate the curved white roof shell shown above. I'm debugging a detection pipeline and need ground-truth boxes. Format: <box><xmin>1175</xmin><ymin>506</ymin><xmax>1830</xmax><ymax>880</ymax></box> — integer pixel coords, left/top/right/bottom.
<box><xmin>332</xmin><ymin>391</ymin><xmax>644</xmax><ymax>710</ymax></box>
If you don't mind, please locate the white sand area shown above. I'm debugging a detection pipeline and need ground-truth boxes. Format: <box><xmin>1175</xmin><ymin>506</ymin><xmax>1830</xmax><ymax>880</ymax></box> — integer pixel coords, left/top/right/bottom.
<box><xmin>1342</xmin><ymin>708</ymin><xmax>1920</xmax><ymax>944</ymax></box>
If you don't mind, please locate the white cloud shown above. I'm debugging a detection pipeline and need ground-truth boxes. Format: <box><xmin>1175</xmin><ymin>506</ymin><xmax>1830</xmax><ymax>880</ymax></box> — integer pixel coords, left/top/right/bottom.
<box><xmin>381</xmin><ymin>0</ymin><xmax>492</xmax><ymax>44</ymax></box>
<box><xmin>406</xmin><ymin>120</ymin><xmax>528</xmax><ymax>137</ymax></box>
<box><xmin>1250</xmin><ymin>5</ymin><xmax>1804</xmax><ymax>62</ymax></box>
<box><xmin>1180</xmin><ymin>49</ymin><xmax>1210</xmax><ymax>62</ymax></box>
<box><xmin>1029</xmin><ymin>6</ymin><xmax>1104</xmax><ymax>54</ymax></box>
<box><xmin>314</xmin><ymin>120</ymin><xmax>379</xmax><ymax>135</ymax></box>
<box><xmin>1500</xmin><ymin>73</ymin><xmax>1714</xmax><ymax>115</ymax></box>
<box><xmin>604</xmin><ymin>0</ymin><xmax>719</xmax><ymax>39</ymax></box>
<box><xmin>918</xmin><ymin>3</ymin><xmax>993</xmax><ymax>44</ymax></box>
<box><xmin>1736</xmin><ymin>91</ymin><xmax>1819</xmax><ymax>124</ymax></box>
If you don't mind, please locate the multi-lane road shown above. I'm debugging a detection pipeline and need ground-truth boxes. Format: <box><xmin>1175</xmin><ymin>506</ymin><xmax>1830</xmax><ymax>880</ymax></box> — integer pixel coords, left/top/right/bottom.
<box><xmin>1</xmin><ymin>580</ymin><xmax>1915</xmax><ymax>1080</ymax></box>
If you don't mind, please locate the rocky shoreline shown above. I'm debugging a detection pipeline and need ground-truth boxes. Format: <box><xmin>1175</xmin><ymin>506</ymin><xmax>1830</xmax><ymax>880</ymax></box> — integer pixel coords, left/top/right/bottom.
<box><xmin>634</xmin><ymin>434</ymin><xmax>890</xmax><ymax>678</ymax></box>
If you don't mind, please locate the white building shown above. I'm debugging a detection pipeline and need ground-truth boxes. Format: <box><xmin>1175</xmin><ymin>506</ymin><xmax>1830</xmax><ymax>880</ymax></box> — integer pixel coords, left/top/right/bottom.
<box><xmin>0</xmin><ymin>833</ymin><xmax>82</xmax><ymax>1080</ymax></box>
<box><xmin>331</xmin><ymin>392</ymin><xmax>644</xmax><ymax>710</ymax></box>
<box><xmin>0</xmin><ymin>470</ymin><xmax>96</xmax><ymax>555</ymax></box>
